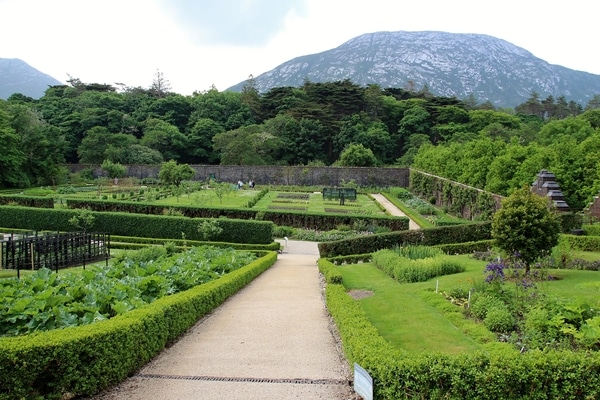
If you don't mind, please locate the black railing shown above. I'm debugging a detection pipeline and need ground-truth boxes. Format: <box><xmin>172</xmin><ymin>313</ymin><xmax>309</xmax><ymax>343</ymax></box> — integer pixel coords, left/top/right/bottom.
<box><xmin>0</xmin><ymin>232</ymin><xmax>110</xmax><ymax>277</ymax></box>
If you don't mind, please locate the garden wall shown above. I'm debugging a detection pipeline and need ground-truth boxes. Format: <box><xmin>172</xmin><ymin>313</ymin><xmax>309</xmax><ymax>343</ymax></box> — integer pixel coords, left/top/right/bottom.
<box><xmin>67</xmin><ymin>164</ymin><xmax>410</xmax><ymax>188</ymax></box>
<box><xmin>410</xmin><ymin>169</ymin><xmax>504</xmax><ymax>220</ymax></box>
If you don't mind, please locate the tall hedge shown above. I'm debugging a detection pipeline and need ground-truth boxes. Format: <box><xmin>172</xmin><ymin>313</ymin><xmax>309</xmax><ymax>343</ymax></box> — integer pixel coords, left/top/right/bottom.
<box><xmin>0</xmin><ymin>251</ymin><xmax>277</xmax><ymax>399</ymax></box>
<box><xmin>0</xmin><ymin>206</ymin><xmax>273</xmax><ymax>244</ymax></box>
<box><xmin>0</xmin><ymin>195</ymin><xmax>54</xmax><ymax>208</ymax></box>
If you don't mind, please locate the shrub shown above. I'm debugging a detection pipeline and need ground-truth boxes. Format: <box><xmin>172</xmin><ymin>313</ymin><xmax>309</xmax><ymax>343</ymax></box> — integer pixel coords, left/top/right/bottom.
<box><xmin>484</xmin><ymin>305</ymin><xmax>515</xmax><ymax>333</ymax></box>
<box><xmin>470</xmin><ymin>293</ymin><xmax>504</xmax><ymax>320</ymax></box>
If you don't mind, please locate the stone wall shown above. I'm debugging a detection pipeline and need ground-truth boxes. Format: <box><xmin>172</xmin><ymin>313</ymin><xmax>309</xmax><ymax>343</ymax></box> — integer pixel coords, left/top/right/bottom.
<box><xmin>68</xmin><ymin>164</ymin><xmax>410</xmax><ymax>188</ymax></box>
<box><xmin>586</xmin><ymin>195</ymin><xmax>600</xmax><ymax>220</ymax></box>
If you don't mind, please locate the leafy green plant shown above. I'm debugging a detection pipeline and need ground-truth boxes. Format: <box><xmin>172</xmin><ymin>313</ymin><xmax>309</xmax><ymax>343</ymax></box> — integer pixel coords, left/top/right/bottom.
<box><xmin>197</xmin><ymin>219</ymin><xmax>223</xmax><ymax>241</ymax></box>
<box><xmin>0</xmin><ymin>246</ymin><xmax>257</xmax><ymax>336</ymax></box>
<box><xmin>483</xmin><ymin>304</ymin><xmax>515</xmax><ymax>333</ymax></box>
<box><xmin>211</xmin><ymin>180</ymin><xmax>233</xmax><ymax>203</ymax></box>
<box><xmin>68</xmin><ymin>208</ymin><xmax>95</xmax><ymax>232</ymax></box>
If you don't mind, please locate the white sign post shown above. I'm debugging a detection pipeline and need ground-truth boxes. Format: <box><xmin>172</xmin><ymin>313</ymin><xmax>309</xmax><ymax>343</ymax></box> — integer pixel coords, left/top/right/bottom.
<box><xmin>354</xmin><ymin>363</ymin><xmax>373</xmax><ymax>400</ymax></box>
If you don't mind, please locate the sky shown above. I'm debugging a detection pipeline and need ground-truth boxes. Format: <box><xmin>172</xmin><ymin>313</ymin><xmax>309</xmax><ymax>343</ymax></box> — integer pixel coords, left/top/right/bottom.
<box><xmin>1</xmin><ymin>0</ymin><xmax>598</xmax><ymax>95</ymax></box>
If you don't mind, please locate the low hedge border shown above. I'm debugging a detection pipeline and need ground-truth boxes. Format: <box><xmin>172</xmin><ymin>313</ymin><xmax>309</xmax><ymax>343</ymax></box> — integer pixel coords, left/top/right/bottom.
<box><xmin>582</xmin><ymin>224</ymin><xmax>600</xmax><ymax>236</ymax></box>
<box><xmin>563</xmin><ymin>234</ymin><xmax>600</xmax><ymax>251</ymax></box>
<box><xmin>0</xmin><ymin>251</ymin><xmax>277</xmax><ymax>399</ymax></box>
<box><xmin>435</xmin><ymin>239</ymin><xmax>496</xmax><ymax>255</ymax></box>
<box><xmin>319</xmin><ymin>260</ymin><xmax>600</xmax><ymax>399</ymax></box>
<box><xmin>65</xmin><ymin>199</ymin><xmax>409</xmax><ymax>231</ymax></box>
<box><xmin>318</xmin><ymin>222</ymin><xmax>492</xmax><ymax>258</ymax></box>
<box><xmin>109</xmin><ymin>235</ymin><xmax>281</xmax><ymax>251</ymax></box>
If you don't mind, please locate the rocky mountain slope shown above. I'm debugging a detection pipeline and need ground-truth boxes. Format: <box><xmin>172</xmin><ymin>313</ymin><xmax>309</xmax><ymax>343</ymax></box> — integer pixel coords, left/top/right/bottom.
<box><xmin>228</xmin><ymin>31</ymin><xmax>600</xmax><ymax>108</ymax></box>
<box><xmin>0</xmin><ymin>58</ymin><xmax>63</xmax><ymax>99</ymax></box>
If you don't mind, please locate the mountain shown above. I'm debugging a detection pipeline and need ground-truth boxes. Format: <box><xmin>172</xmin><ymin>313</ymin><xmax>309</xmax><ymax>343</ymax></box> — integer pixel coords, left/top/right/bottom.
<box><xmin>0</xmin><ymin>58</ymin><xmax>63</xmax><ymax>99</ymax></box>
<box><xmin>228</xmin><ymin>31</ymin><xmax>600</xmax><ymax>108</ymax></box>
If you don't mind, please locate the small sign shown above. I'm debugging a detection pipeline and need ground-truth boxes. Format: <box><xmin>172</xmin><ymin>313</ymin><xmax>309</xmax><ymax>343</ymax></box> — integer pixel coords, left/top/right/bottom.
<box><xmin>353</xmin><ymin>362</ymin><xmax>373</xmax><ymax>400</ymax></box>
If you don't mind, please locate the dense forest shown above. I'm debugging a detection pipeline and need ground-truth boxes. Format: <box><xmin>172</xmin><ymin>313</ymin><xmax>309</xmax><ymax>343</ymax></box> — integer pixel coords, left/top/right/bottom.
<box><xmin>1</xmin><ymin>74</ymin><xmax>600</xmax><ymax>209</ymax></box>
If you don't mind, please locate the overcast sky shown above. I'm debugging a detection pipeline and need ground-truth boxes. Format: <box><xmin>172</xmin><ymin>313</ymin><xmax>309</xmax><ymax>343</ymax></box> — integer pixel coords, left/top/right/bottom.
<box><xmin>1</xmin><ymin>0</ymin><xmax>598</xmax><ymax>95</ymax></box>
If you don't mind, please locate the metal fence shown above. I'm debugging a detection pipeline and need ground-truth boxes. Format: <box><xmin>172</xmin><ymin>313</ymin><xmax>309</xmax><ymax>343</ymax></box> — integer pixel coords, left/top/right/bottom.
<box><xmin>0</xmin><ymin>232</ymin><xmax>110</xmax><ymax>277</ymax></box>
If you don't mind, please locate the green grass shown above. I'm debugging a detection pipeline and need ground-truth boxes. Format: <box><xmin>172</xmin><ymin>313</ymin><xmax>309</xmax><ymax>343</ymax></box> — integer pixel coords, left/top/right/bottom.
<box><xmin>252</xmin><ymin>191</ymin><xmax>386</xmax><ymax>216</ymax></box>
<box><xmin>339</xmin><ymin>261</ymin><xmax>481</xmax><ymax>354</ymax></box>
<box><xmin>382</xmin><ymin>191</ymin><xmax>433</xmax><ymax>228</ymax></box>
<box><xmin>338</xmin><ymin>253</ymin><xmax>600</xmax><ymax>354</ymax></box>
<box><xmin>152</xmin><ymin>188</ymin><xmax>257</xmax><ymax>207</ymax></box>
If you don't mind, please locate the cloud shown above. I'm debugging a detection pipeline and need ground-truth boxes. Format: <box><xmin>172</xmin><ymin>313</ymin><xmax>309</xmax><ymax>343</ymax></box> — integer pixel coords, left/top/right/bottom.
<box><xmin>159</xmin><ymin>0</ymin><xmax>308</xmax><ymax>46</ymax></box>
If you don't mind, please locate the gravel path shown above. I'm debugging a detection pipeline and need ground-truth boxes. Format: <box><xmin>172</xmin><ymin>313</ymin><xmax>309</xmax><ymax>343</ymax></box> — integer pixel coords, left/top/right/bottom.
<box><xmin>370</xmin><ymin>193</ymin><xmax>421</xmax><ymax>230</ymax></box>
<box><xmin>90</xmin><ymin>240</ymin><xmax>358</xmax><ymax>400</ymax></box>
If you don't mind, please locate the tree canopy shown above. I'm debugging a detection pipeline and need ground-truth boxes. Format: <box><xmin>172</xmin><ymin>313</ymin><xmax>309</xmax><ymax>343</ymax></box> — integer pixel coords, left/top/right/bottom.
<box><xmin>491</xmin><ymin>187</ymin><xmax>561</xmax><ymax>272</ymax></box>
<box><xmin>1</xmin><ymin>76</ymin><xmax>599</xmax><ymax>211</ymax></box>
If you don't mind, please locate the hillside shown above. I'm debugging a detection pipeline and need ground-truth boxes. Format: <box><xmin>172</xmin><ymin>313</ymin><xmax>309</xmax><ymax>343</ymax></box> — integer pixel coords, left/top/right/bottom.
<box><xmin>0</xmin><ymin>58</ymin><xmax>63</xmax><ymax>99</ymax></box>
<box><xmin>227</xmin><ymin>31</ymin><xmax>600</xmax><ymax>108</ymax></box>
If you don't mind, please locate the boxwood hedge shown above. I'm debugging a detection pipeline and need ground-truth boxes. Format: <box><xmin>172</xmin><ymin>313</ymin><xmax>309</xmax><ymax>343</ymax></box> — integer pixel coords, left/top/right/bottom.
<box><xmin>320</xmin><ymin>259</ymin><xmax>600</xmax><ymax>399</ymax></box>
<box><xmin>0</xmin><ymin>206</ymin><xmax>273</xmax><ymax>244</ymax></box>
<box><xmin>0</xmin><ymin>251</ymin><xmax>277</xmax><ymax>399</ymax></box>
<box><xmin>318</xmin><ymin>222</ymin><xmax>492</xmax><ymax>257</ymax></box>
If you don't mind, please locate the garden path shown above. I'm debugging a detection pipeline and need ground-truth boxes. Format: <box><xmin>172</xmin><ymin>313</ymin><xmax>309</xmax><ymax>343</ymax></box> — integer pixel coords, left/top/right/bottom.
<box><xmin>370</xmin><ymin>193</ymin><xmax>421</xmax><ymax>230</ymax></box>
<box><xmin>90</xmin><ymin>240</ymin><xmax>358</xmax><ymax>400</ymax></box>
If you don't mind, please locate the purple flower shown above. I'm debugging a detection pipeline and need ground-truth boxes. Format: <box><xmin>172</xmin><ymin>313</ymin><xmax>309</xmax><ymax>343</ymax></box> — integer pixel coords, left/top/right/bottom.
<box><xmin>484</xmin><ymin>261</ymin><xmax>505</xmax><ymax>283</ymax></box>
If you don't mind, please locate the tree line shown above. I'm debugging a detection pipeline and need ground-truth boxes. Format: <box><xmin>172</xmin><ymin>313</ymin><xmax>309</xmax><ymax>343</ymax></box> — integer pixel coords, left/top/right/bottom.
<box><xmin>1</xmin><ymin>75</ymin><xmax>599</xmax><ymax>207</ymax></box>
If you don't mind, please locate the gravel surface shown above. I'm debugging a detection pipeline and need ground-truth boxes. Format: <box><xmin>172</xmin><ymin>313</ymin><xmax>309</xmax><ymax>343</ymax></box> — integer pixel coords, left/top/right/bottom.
<box><xmin>90</xmin><ymin>240</ymin><xmax>360</xmax><ymax>400</ymax></box>
<box><xmin>370</xmin><ymin>193</ymin><xmax>420</xmax><ymax>229</ymax></box>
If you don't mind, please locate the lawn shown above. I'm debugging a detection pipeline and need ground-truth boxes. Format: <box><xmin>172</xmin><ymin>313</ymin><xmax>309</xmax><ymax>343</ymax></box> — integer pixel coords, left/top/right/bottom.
<box><xmin>338</xmin><ymin>253</ymin><xmax>600</xmax><ymax>354</ymax></box>
<box><xmin>152</xmin><ymin>187</ymin><xmax>257</xmax><ymax>208</ymax></box>
<box><xmin>339</xmin><ymin>261</ymin><xmax>482</xmax><ymax>355</ymax></box>
<box><xmin>252</xmin><ymin>191</ymin><xmax>386</xmax><ymax>216</ymax></box>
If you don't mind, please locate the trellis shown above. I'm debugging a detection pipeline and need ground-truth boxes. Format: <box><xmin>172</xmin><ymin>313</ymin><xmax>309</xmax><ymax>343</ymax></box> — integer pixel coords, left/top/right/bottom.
<box><xmin>0</xmin><ymin>232</ymin><xmax>110</xmax><ymax>278</ymax></box>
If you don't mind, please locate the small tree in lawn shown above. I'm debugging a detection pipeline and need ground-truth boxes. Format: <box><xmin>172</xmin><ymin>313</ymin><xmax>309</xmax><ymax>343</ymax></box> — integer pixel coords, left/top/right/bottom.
<box><xmin>491</xmin><ymin>187</ymin><xmax>561</xmax><ymax>274</ymax></box>
<box><xmin>212</xmin><ymin>180</ymin><xmax>233</xmax><ymax>204</ymax></box>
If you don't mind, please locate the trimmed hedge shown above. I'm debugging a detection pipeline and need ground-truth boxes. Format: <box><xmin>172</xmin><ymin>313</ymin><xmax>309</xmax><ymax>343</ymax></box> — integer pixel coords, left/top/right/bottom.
<box><xmin>0</xmin><ymin>251</ymin><xmax>277</xmax><ymax>399</ymax></box>
<box><xmin>0</xmin><ymin>195</ymin><xmax>54</xmax><ymax>208</ymax></box>
<box><xmin>318</xmin><ymin>222</ymin><xmax>492</xmax><ymax>258</ymax></box>
<box><xmin>435</xmin><ymin>239</ymin><xmax>496</xmax><ymax>255</ymax></box>
<box><xmin>66</xmin><ymin>199</ymin><xmax>409</xmax><ymax>231</ymax></box>
<box><xmin>320</xmin><ymin>262</ymin><xmax>600</xmax><ymax>399</ymax></box>
<box><xmin>0</xmin><ymin>206</ymin><xmax>273</xmax><ymax>244</ymax></box>
<box><xmin>109</xmin><ymin>235</ymin><xmax>281</xmax><ymax>251</ymax></box>
<box><xmin>583</xmin><ymin>224</ymin><xmax>600</xmax><ymax>236</ymax></box>
<box><xmin>562</xmin><ymin>234</ymin><xmax>600</xmax><ymax>252</ymax></box>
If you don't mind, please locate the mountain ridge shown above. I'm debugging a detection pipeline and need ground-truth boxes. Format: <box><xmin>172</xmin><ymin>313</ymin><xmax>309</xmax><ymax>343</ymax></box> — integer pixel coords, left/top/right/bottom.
<box><xmin>0</xmin><ymin>58</ymin><xmax>63</xmax><ymax>100</ymax></box>
<box><xmin>228</xmin><ymin>31</ymin><xmax>600</xmax><ymax>108</ymax></box>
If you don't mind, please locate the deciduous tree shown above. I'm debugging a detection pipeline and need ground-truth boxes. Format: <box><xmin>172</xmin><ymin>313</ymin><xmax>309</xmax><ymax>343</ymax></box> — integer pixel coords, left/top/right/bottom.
<box><xmin>158</xmin><ymin>160</ymin><xmax>195</xmax><ymax>187</ymax></box>
<box><xmin>491</xmin><ymin>187</ymin><xmax>561</xmax><ymax>273</ymax></box>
